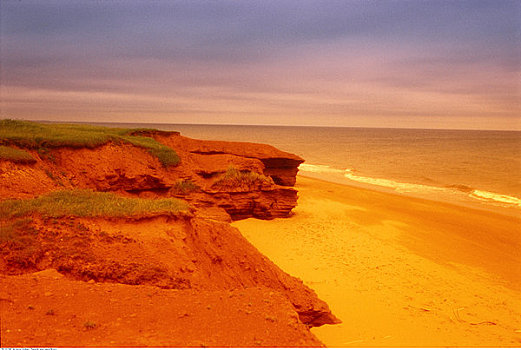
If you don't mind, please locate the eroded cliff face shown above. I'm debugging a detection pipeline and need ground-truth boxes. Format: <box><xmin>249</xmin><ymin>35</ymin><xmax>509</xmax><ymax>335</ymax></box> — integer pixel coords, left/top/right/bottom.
<box><xmin>155</xmin><ymin>134</ymin><xmax>304</xmax><ymax>187</ymax></box>
<box><xmin>0</xmin><ymin>215</ymin><xmax>337</xmax><ymax>327</ymax></box>
<box><xmin>0</xmin><ymin>129</ymin><xmax>338</xmax><ymax>347</ymax></box>
<box><xmin>0</xmin><ymin>132</ymin><xmax>304</xmax><ymax>220</ymax></box>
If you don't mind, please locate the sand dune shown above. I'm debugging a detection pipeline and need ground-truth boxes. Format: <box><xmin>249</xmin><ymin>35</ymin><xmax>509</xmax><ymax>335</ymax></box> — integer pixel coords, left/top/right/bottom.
<box><xmin>233</xmin><ymin>176</ymin><xmax>521</xmax><ymax>347</ymax></box>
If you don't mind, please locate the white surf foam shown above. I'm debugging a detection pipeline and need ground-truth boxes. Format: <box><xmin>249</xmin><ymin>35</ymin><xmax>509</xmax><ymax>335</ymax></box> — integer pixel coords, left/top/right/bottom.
<box><xmin>299</xmin><ymin>163</ymin><xmax>443</xmax><ymax>193</ymax></box>
<box><xmin>343</xmin><ymin>169</ymin><xmax>442</xmax><ymax>194</ymax></box>
<box><xmin>299</xmin><ymin>163</ymin><xmax>521</xmax><ymax>209</ymax></box>
<box><xmin>470</xmin><ymin>190</ymin><xmax>521</xmax><ymax>207</ymax></box>
<box><xmin>298</xmin><ymin>163</ymin><xmax>346</xmax><ymax>174</ymax></box>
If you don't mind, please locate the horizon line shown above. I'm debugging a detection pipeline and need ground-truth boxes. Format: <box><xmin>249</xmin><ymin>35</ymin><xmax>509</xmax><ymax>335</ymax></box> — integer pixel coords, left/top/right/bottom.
<box><xmin>8</xmin><ymin>117</ymin><xmax>521</xmax><ymax>133</ymax></box>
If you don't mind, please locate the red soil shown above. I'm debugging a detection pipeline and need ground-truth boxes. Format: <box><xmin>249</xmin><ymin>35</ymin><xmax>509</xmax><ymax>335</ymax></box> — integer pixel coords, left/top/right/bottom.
<box><xmin>1</xmin><ymin>270</ymin><xmax>323</xmax><ymax>347</ymax></box>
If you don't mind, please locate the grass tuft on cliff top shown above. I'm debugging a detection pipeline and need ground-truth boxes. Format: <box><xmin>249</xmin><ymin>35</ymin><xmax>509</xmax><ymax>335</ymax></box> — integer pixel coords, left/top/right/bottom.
<box><xmin>213</xmin><ymin>166</ymin><xmax>274</xmax><ymax>188</ymax></box>
<box><xmin>0</xmin><ymin>119</ymin><xmax>179</xmax><ymax>167</ymax></box>
<box><xmin>0</xmin><ymin>190</ymin><xmax>190</xmax><ymax>219</ymax></box>
<box><xmin>0</xmin><ymin>145</ymin><xmax>36</xmax><ymax>163</ymax></box>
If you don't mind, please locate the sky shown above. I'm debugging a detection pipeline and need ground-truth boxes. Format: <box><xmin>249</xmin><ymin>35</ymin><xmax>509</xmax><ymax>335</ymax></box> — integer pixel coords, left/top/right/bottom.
<box><xmin>1</xmin><ymin>0</ymin><xmax>520</xmax><ymax>130</ymax></box>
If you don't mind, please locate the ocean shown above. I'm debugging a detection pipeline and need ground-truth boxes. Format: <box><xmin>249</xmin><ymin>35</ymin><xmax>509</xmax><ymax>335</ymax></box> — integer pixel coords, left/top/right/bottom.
<box><xmin>100</xmin><ymin>123</ymin><xmax>521</xmax><ymax>216</ymax></box>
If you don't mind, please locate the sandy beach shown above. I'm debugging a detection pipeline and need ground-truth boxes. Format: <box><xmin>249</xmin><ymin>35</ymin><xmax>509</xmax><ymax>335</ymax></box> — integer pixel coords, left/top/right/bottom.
<box><xmin>233</xmin><ymin>176</ymin><xmax>521</xmax><ymax>347</ymax></box>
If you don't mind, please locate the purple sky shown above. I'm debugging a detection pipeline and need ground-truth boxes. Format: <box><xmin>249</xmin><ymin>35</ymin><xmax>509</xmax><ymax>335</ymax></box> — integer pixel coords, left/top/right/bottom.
<box><xmin>1</xmin><ymin>0</ymin><xmax>520</xmax><ymax>129</ymax></box>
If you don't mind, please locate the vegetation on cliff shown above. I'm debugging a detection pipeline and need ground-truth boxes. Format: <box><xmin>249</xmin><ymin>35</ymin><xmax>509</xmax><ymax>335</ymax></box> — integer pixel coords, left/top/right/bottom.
<box><xmin>0</xmin><ymin>119</ymin><xmax>179</xmax><ymax>166</ymax></box>
<box><xmin>171</xmin><ymin>179</ymin><xmax>200</xmax><ymax>195</ymax></box>
<box><xmin>212</xmin><ymin>166</ymin><xmax>274</xmax><ymax>189</ymax></box>
<box><xmin>0</xmin><ymin>145</ymin><xmax>36</xmax><ymax>163</ymax></box>
<box><xmin>0</xmin><ymin>189</ymin><xmax>189</xmax><ymax>219</ymax></box>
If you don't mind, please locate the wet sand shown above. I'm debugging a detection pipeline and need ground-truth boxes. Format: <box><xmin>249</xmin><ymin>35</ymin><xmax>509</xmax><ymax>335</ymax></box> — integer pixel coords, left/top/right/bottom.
<box><xmin>233</xmin><ymin>176</ymin><xmax>521</xmax><ymax>347</ymax></box>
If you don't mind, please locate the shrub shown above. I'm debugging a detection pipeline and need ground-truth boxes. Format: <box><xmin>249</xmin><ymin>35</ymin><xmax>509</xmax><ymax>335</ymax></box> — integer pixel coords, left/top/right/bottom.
<box><xmin>0</xmin><ymin>145</ymin><xmax>36</xmax><ymax>163</ymax></box>
<box><xmin>0</xmin><ymin>119</ymin><xmax>179</xmax><ymax>167</ymax></box>
<box><xmin>0</xmin><ymin>189</ymin><xmax>189</xmax><ymax>219</ymax></box>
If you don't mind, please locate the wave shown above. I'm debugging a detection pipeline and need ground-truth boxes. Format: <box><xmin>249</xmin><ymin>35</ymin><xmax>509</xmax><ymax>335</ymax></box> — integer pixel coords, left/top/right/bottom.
<box><xmin>298</xmin><ymin>164</ymin><xmax>346</xmax><ymax>174</ymax></box>
<box><xmin>470</xmin><ymin>190</ymin><xmax>521</xmax><ymax>207</ymax></box>
<box><xmin>299</xmin><ymin>163</ymin><xmax>442</xmax><ymax>193</ymax></box>
<box><xmin>343</xmin><ymin>169</ymin><xmax>442</xmax><ymax>193</ymax></box>
<box><xmin>298</xmin><ymin>163</ymin><xmax>521</xmax><ymax>208</ymax></box>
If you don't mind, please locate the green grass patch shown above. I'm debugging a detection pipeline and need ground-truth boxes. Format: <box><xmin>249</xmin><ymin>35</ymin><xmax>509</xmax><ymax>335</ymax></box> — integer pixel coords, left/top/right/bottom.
<box><xmin>0</xmin><ymin>189</ymin><xmax>189</xmax><ymax>219</ymax></box>
<box><xmin>171</xmin><ymin>179</ymin><xmax>200</xmax><ymax>195</ymax></box>
<box><xmin>119</xmin><ymin>134</ymin><xmax>179</xmax><ymax>167</ymax></box>
<box><xmin>0</xmin><ymin>119</ymin><xmax>179</xmax><ymax>166</ymax></box>
<box><xmin>213</xmin><ymin>166</ymin><xmax>274</xmax><ymax>188</ymax></box>
<box><xmin>0</xmin><ymin>145</ymin><xmax>36</xmax><ymax>163</ymax></box>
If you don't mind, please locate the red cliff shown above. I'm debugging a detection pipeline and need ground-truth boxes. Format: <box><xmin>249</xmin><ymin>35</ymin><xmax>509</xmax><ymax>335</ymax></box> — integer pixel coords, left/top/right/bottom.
<box><xmin>0</xmin><ymin>126</ymin><xmax>337</xmax><ymax>348</ymax></box>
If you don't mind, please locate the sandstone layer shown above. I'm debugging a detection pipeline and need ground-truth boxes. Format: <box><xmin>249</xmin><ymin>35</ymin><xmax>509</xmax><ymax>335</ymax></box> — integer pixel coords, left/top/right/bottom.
<box><xmin>0</xmin><ymin>132</ymin><xmax>305</xmax><ymax>220</ymax></box>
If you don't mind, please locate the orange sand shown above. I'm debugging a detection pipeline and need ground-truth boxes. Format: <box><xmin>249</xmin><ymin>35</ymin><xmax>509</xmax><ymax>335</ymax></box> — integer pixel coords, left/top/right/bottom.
<box><xmin>233</xmin><ymin>176</ymin><xmax>521</xmax><ymax>347</ymax></box>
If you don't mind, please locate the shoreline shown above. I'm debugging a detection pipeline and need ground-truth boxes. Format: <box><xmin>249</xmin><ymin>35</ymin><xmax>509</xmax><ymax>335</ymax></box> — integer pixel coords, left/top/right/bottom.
<box><xmin>298</xmin><ymin>170</ymin><xmax>521</xmax><ymax>219</ymax></box>
<box><xmin>294</xmin><ymin>175</ymin><xmax>521</xmax><ymax>289</ymax></box>
<box><xmin>233</xmin><ymin>175</ymin><xmax>521</xmax><ymax>347</ymax></box>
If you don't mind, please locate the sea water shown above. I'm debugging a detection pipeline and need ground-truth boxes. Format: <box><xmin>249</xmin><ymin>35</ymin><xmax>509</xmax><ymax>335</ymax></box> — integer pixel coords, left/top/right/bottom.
<box><xmin>100</xmin><ymin>123</ymin><xmax>521</xmax><ymax>216</ymax></box>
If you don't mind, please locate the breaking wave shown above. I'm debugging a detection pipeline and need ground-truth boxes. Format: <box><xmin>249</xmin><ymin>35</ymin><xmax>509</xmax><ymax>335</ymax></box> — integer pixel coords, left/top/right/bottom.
<box><xmin>299</xmin><ymin>163</ymin><xmax>521</xmax><ymax>208</ymax></box>
<box><xmin>470</xmin><ymin>190</ymin><xmax>521</xmax><ymax>207</ymax></box>
<box><xmin>298</xmin><ymin>163</ymin><xmax>345</xmax><ymax>174</ymax></box>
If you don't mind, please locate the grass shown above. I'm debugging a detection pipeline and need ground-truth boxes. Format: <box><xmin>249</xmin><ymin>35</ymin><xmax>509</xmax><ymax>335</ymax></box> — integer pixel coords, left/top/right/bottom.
<box><xmin>0</xmin><ymin>119</ymin><xmax>179</xmax><ymax>167</ymax></box>
<box><xmin>0</xmin><ymin>145</ymin><xmax>36</xmax><ymax>163</ymax></box>
<box><xmin>0</xmin><ymin>218</ymin><xmax>41</xmax><ymax>269</ymax></box>
<box><xmin>0</xmin><ymin>189</ymin><xmax>189</xmax><ymax>219</ymax></box>
<box><xmin>212</xmin><ymin>166</ymin><xmax>274</xmax><ymax>188</ymax></box>
<box><xmin>0</xmin><ymin>218</ymin><xmax>35</xmax><ymax>244</ymax></box>
<box><xmin>171</xmin><ymin>179</ymin><xmax>199</xmax><ymax>195</ymax></box>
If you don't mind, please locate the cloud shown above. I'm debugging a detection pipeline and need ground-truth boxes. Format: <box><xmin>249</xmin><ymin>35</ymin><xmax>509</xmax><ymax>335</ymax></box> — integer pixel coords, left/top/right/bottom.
<box><xmin>0</xmin><ymin>0</ymin><xmax>519</xmax><ymax>129</ymax></box>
